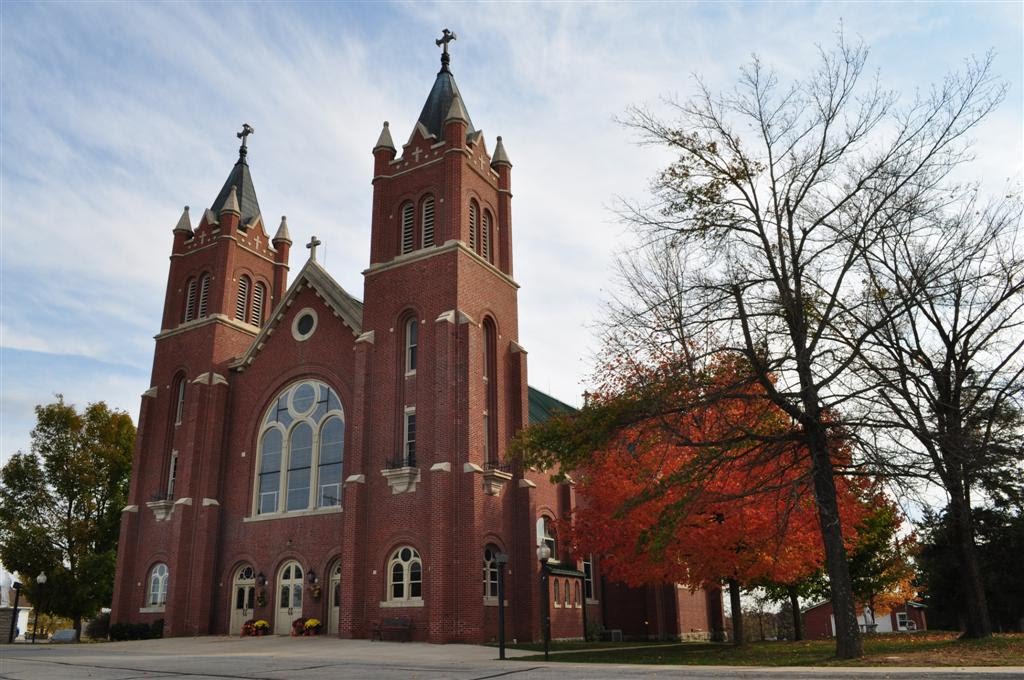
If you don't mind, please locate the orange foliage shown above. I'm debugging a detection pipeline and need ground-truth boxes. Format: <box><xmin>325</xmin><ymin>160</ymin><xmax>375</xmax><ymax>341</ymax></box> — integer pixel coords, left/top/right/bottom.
<box><xmin>569</xmin><ymin>359</ymin><xmax>867</xmax><ymax>590</ymax></box>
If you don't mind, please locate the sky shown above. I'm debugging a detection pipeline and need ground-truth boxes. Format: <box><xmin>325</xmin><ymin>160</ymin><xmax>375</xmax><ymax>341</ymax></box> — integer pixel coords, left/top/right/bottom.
<box><xmin>1</xmin><ymin>1</ymin><xmax>1021</xmax><ymax>467</ymax></box>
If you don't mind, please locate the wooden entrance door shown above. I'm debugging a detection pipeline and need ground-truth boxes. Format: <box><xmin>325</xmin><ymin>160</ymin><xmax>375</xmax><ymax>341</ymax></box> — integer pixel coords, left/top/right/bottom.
<box><xmin>229</xmin><ymin>566</ymin><xmax>255</xmax><ymax>635</ymax></box>
<box><xmin>275</xmin><ymin>561</ymin><xmax>303</xmax><ymax>635</ymax></box>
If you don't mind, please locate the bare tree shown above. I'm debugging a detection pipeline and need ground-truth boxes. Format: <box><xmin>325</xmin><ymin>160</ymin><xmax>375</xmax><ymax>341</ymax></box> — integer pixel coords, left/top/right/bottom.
<box><xmin>858</xmin><ymin>193</ymin><xmax>1023</xmax><ymax>638</ymax></box>
<box><xmin>611</xmin><ymin>35</ymin><xmax>1004</xmax><ymax>658</ymax></box>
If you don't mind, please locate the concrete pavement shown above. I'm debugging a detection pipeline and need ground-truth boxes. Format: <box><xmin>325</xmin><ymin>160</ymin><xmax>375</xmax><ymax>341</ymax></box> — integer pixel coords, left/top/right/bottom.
<box><xmin>1</xmin><ymin>636</ymin><xmax>1021</xmax><ymax>680</ymax></box>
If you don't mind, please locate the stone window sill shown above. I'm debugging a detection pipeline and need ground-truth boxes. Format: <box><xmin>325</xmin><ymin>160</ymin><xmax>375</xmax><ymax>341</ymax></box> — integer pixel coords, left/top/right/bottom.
<box><xmin>139</xmin><ymin>605</ymin><xmax>166</xmax><ymax>614</ymax></box>
<box><xmin>244</xmin><ymin>506</ymin><xmax>342</xmax><ymax>523</ymax></box>
<box><xmin>483</xmin><ymin>598</ymin><xmax>508</xmax><ymax>607</ymax></box>
<box><xmin>379</xmin><ymin>598</ymin><xmax>425</xmax><ymax>608</ymax></box>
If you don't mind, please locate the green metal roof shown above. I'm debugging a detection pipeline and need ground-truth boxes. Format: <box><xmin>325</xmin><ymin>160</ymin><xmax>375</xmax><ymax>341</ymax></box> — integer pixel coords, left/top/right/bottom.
<box><xmin>528</xmin><ymin>386</ymin><xmax>577</xmax><ymax>425</ymax></box>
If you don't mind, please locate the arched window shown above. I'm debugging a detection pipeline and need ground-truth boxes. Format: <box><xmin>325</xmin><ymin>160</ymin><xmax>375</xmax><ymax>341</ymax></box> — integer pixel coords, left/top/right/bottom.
<box><xmin>540</xmin><ymin>516</ymin><xmax>557</xmax><ymax>562</ymax></box>
<box><xmin>563</xmin><ymin>579</ymin><xmax>570</xmax><ymax>607</ymax></box>
<box><xmin>197</xmin><ymin>273</ymin><xmax>212</xmax><ymax>318</ymax></box>
<box><xmin>574</xmin><ymin>581</ymin><xmax>582</xmax><ymax>608</ymax></box>
<box><xmin>255</xmin><ymin>381</ymin><xmax>345</xmax><ymax>515</ymax></box>
<box><xmin>553</xmin><ymin>579</ymin><xmax>561</xmax><ymax>608</ymax></box>
<box><xmin>483</xmin><ymin>545</ymin><xmax>499</xmax><ymax>599</ymax></box>
<box><xmin>404</xmin><ymin>316</ymin><xmax>418</xmax><ymax>374</ymax></box>
<box><xmin>482</xmin><ymin>210</ymin><xmax>493</xmax><ymax>262</ymax></box>
<box><xmin>148</xmin><ymin>563</ymin><xmax>168</xmax><ymax>607</ymax></box>
<box><xmin>387</xmin><ymin>546</ymin><xmax>423</xmax><ymax>602</ymax></box>
<box><xmin>235</xmin><ymin>275</ymin><xmax>251</xmax><ymax>321</ymax></box>
<box><xmin>468</xmin><ymin>200</ymin><xmax>479</xmax><ymax>251</ymax></box>
<box><xmin>173</xmin><ymin>375</ymin><xmax>186</xmax><ymax>426</ymax></box>
<box><xmin>183</xmin><ymin>277</ymin><xmax>198</xmax><ymax>322</ymax></box>
<box><xmin>400</xmin><ymin>202</ymin><xmax>415</xmax><ymax>254</ymax></box>
<box><xmin>482</xmin><ymin>318</ymin><xmax>497</xmax><ymax>463</ymax></box>
<box><xmin>421</xmin><ymin>195</ymin><xmax>435</xmax><ymax>248</ymax></box>
<box><xmin>251</xmin><ymin>282</ymin><xmax>266</xmax><ymax>326</ymax></box>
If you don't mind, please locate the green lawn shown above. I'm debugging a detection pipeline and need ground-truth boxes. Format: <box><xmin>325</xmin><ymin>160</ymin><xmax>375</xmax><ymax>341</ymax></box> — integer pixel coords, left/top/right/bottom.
<box><xmin>511</xmin><ymin>632</ymin><xmax>1024</xmax><ymax>666</ymax></box>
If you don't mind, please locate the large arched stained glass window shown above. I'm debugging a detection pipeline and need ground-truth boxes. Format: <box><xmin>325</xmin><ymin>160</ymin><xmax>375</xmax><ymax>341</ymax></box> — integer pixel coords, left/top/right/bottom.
<box><xmin>255</xmin><ymin>381</ymin><xmax>345</xmax><ymax>515</ymax></box>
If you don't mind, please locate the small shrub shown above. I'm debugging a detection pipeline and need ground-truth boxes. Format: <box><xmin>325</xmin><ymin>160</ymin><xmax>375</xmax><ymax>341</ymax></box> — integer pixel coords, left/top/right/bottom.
<box><xmin>150</xmin><ymin>619</ymin><xmax>164</xmax><ymax>638</ymax></box>
<box><xmin>109</xmin><ymin>622</ymin><xmax>130</xmax><ymax>641</ymax></box>
<box><xmin>86</xmin><ymin>612</ymin><xmax>111</xmax><ymax>640</ymax></box>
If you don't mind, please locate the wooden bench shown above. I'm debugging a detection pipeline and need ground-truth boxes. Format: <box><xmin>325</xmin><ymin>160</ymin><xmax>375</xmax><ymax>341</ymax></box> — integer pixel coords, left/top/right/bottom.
<box><xmin>371</xmin><ymin>617</ymin><xmax>413</xmax><ymax>642</ymax></box>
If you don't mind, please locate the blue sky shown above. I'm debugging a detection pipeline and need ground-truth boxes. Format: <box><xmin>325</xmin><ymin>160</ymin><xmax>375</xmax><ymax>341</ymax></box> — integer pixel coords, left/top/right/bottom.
<box><xmin>1</xmin><ymin>1</ymin><xmax>1021</xmax><ymax>465</ymax></box>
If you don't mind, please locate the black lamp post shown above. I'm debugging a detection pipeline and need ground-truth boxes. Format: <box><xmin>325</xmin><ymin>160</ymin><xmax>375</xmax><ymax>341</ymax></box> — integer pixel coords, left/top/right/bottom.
<box><xmin>7</xmin><ymin>581</ymin><xmax>22</xmax><ymax>644</ymax></box>
<box><xmin>496</xmin><ymin>552</ymin><xmax>509</xmax><ymax>660</ymax></box>
<box><xmin>32</xmin><ymin>572</ymin><xmax>46</xmax><ymax>643</ymax></box>
<box><xmin>536</xmin><ymin>545</ymin><xmax>551</xmax><ymax>661</ymax></box>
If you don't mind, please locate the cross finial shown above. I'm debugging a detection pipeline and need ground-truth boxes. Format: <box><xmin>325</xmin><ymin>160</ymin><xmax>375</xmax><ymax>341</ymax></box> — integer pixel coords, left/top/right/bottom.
<box><xmin>306</xmin><ymin>235</ymin><xmax>322</xmax><ymax>261</ymax></box>
<box><xmin>236</xmin><ymin>123</ymin><xmax>255</xmax><ymax>160</ymax></box>
<box><xmin>436</xmin><ymin>28</ymin><xmax>456</xmax><ymax>71</ymax></box>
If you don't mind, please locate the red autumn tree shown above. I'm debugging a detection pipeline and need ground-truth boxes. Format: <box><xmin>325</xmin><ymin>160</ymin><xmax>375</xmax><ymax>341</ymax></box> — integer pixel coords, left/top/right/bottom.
<box><xmin>518</xmin><ymin>354</ymin><xmax>867</xmax><ymax>644</ymax></box>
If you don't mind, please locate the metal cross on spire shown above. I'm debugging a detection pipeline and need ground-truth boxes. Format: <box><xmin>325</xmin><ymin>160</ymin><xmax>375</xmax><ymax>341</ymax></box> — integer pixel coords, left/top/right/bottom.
<box><xmin>306</xmin><ymin>235</ymin><xmax>322</xmax><ymax>262</ymax></box>
<box><xmin>436</xmin><ymin>28</ymin><xmax>456</xmax><ymax>71</ymax></box>
<box><xmin>236</xmin><ymin>123</ymin><xmax>255</xmax><ymax>160</ymax></box>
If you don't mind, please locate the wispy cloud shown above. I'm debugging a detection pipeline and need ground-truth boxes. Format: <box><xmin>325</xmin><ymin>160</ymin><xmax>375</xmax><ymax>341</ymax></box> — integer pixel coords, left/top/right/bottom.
<box><xmin>2</xmin><ymin>1</ymin><xmax>1021</xmax><ymax>463</ymax></box>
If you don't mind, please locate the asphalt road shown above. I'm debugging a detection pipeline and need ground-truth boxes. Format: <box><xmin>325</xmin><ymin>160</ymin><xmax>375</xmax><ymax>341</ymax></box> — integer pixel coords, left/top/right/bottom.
<box><xmin>1</xmin><ymin>636</ymin><xmax>1021</xmax><ymax>680</ymax></box>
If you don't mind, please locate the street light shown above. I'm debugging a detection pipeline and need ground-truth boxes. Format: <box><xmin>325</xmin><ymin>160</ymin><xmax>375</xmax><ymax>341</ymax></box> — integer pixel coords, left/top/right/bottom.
<box><xmin>495</xmin><ymin>552</ymin><xmax>509</xmax><ymax>660</ymax></box>
<box><xmin>536</xmin><ymin>545</ymin><xmax>551</xmax><ymax>661</ymax></box>
<box><xmin>32</xmin><ymin>572</ymin><xmax>46</xmax><ymax>644</ymax></box>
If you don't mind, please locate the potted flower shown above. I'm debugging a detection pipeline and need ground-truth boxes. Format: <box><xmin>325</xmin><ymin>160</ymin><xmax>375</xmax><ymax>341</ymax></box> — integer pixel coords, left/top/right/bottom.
<box><xmin>303</xmin><ymin>618</ymin><xmax>322</xmax><ymax>636</ymax></box>
<box><xmin>291</xmin><ymin>616</ymin><xmax>307</xmax><ymax>637</ymax></box>
<box><xmin>242</xmin><ymin>619</ymin><xmax>270</xmax><ymax>637</ymax></box>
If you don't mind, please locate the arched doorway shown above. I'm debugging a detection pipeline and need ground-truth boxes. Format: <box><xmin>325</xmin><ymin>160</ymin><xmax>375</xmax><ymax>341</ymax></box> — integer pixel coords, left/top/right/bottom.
<box><xmin>229</xmin><ymin>565</ymin><xmax>255</xmax><ymax>635</ymax></box>
<box><xmin>327</xmin><ymin>561</ymin><xmax>341</xmax><ymax>635</ymax></box>
<box><xmin>275</xmin><ymin>561</ymin><xmax>303</xmax><ymax>635</ymax></box>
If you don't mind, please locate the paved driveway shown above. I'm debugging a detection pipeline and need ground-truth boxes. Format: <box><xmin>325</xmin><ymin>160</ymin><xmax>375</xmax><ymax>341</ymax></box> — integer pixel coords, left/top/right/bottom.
<box><xmin>1</xmin><ymin>636</ymin><xmax>1021</xmax><ymax>680</ymax></box>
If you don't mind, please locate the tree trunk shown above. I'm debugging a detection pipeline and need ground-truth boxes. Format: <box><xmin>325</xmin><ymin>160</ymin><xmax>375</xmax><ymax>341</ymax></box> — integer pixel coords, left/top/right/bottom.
<box><xmin>806</xmin><ymin>424</ymin><xmax>863</xmax><ymax>659</ymax></box>
<box><xmin>788</xmin><ymin>585</ymin><xmax>803</xmax><ymax>641</ymax></box>
<box><xmin>947</xmin><ymin>488</ymin><xmax>992</xmax><ymax>638</ymax></box>
<box><xmin>728</xmin><ymin>578</ymin><xmax>744</xmax><ymax>646</ymax></box>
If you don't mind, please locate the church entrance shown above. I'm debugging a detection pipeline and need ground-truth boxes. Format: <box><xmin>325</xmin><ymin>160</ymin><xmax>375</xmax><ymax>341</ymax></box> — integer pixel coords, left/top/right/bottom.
<box><xmin>229</xmin><ymin>566</ymin><xmax>256</xmax><ymax>635</ymax></box>
<box><xmin>275</xmin><ymin>561</ymin><xmax>303</xmax><ymax>635</ymax></box>
<box><xmin>327</xmin><ymin>561</ymin><xmax>341</xmax><ymax>635</ymax></box>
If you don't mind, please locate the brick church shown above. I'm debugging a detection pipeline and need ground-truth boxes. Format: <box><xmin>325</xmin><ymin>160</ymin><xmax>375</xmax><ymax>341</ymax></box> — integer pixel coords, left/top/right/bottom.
<box><xmin>111</xmin><ymin>32</ymin><xmax>721</xmax><ymax>643</ymax></box>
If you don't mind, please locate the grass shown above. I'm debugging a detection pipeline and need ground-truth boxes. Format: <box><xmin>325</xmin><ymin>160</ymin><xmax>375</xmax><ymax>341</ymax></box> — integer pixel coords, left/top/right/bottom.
<box><xmin>512</xmin><ymin>632</ymin><xmax>1024</xmax><ymax>666</ymax></box>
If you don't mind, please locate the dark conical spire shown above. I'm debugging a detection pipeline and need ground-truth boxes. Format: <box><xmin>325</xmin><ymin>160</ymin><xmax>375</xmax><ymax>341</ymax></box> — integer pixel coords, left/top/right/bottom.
<box><xmin>417</xmin><ymin>29</ymin><xmax>475</xmax><ymax>139</ymax></box>
<box><xmin>210</xmin><ymin>124</ymin><xmax>261</xmax><ymax>225</ymax></box>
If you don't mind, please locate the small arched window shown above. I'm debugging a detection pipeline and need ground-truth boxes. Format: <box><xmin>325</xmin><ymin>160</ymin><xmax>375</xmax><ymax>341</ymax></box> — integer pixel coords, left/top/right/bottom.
<box><xmin>421</xmin><ymin>196</ymin><xmax>435</xmax><ymax>248</ymax></box>
<box><xmin>553</xmin><ymin>579</ymin><xmax>561</xmax><ymax>608</ymax></box>
<box><xmin>251</xmin><ymin>282</ymin><xmax>266</xmax><ymax>326</ymax></box>
<box><xmin>400</xmin><ymin>202</ymin><xmax>415</xmax><ymax>254</ymax></box>
<box><xmin>482</xmin><ymin>210</ymin><xmax>493</xmax><ymax>262</ymax></box>
<box><xmin>183</xmin><ymin>278</ymin><xmax>198</xmax><ymax>322</ymax></box>
<box><xmin>197</xmin><ymin>273</ymin><xmax>212</xmax><ymax>318</ymax></box>
<box><xmin>564</xmin><ymin>579</ymin><xmax>570</xmax><ymax>607</ymax></box>
<box><xmin>483</xmin><ymin>318</ymin><xmax>497</xmax><ymax>462</ymax></box>
<box><xmin>235</xmin><ymin>275</ymin><xmax>251</xmax><ymax>321</ymax></box>
<box><xmin>404</xmin><ymin>317</ymin><xmax>418</xmax><ymax>374</ymax></box>
<box><xmin>541</xmin><ymin>516</ymin><xmax>557</xmax><ymax>562</ymax></box>
<box><xmin>387</xmin><ymin>546</ymin><xmax>423</xmax><ymax>602</ymax></box>
<box><xmin>483</xmin><ymin>545</ymin><xmax>500</xmax><ymax>599</ymax></box>
<box><xmin>468</xmin><ymin>200</ymin><xmax>479</xmax><ymax>251</ymax></box>
<box><xmin>148</xmin><ymin>563</ymin><xmax>169</xmax><ymax>607</ymax></box>
<box><xmin>173</xmin><ymin>374</ymin><xmax>186</xmax><ymax>426</ymax></box>
<box><xmin>574</xmin><ymin>581</ymin><xmax>582</xmax><ymax>607</ymax></box>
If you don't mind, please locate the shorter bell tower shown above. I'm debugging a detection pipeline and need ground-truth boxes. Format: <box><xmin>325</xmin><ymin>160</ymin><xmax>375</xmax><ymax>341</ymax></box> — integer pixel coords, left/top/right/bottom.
<box><xmin>112</xmin><ymin>126</ymin><xmax>291</xmax><ymax>636</ymax></box>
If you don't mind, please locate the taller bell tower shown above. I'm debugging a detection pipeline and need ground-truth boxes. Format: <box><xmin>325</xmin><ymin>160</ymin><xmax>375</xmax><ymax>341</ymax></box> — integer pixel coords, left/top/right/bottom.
<box><xmin>341</xmin><ymin>31</ymin><xmax>531</xmax><ymax>642</ymax></box>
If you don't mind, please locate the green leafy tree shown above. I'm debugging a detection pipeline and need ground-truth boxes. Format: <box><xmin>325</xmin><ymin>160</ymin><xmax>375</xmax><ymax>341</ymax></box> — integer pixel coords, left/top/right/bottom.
<box><xmin>918</xmin><ymin>503</ymin><xmax>1024</xmax><ymax>632</ymax></box>
<box><xmin>0</xmin><ymin>397</ymin><xmax>134</xmax><ymax>635</ymax></box>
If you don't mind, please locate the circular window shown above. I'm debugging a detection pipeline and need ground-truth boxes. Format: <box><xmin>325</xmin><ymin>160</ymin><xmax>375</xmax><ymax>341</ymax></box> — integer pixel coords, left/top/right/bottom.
<box><xmin>291</xmin><ymin>382</ymin><xmax>316</xmax><ymax>414</ymax></box>
<box><xmin>291</xmin><ymin>308</ymin><xmax>318</xmax><ymax>341</ymax></box>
